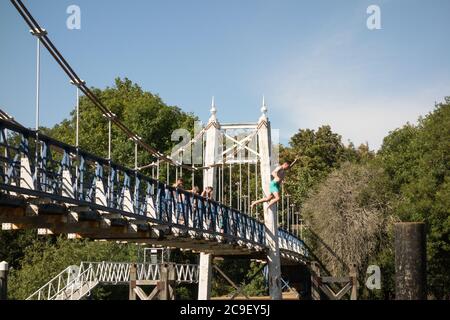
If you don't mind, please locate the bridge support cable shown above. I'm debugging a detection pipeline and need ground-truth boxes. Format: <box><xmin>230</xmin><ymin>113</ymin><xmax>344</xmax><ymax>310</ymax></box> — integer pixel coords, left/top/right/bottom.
<box><xmin>166</xmin><ymin>162</ymin><xmax>170</xmax><ymax>185</ymax></box>
<box><xmin>281</xmin><ymin>184</ymin><xmax>284</xmax><ymax>228</ymax></box>
<box><xmin>191</xmin><ymin>165</ymin><xmax>195</xmax><ymax>189</ymax></box>
<box><xmin>220</xmin><ymin>163</ymin><xmax>224</xmax><ymax>204</ymax></box>
<box><xmin>108</xmin><ymin>118</ymin><xmax>112</xmax><ymax>160</ymax></box>
<box><xmin>29</xmin><ymin>27</ymin><xmax>46</xmax><ymax>188</ymax></box>
<box><xmin>247</xmin><ymin>160</ymin><xmax>250</xmax><ymax>217</ymax></box>
<box><xmin>286</xmin><ymin>194</ymin><xmax>290</xmax><ymax>233</ymax></box>
<box><xmin>10</xmin><ymin>0</ymin><xmax>193</xmax><ymax>172</ymax></box>
<box><xmin>69</xmin><ymin>79</ymin><xmax>85</xmax><ymax>150</ymax></box>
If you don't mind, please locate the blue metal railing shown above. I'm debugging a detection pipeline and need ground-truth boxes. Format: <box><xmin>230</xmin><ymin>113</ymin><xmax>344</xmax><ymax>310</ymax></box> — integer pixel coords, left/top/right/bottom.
<box><xmin>0</xmin><ymin>118</ymin><xmax>306</xmax><ymax>257</ymax></box>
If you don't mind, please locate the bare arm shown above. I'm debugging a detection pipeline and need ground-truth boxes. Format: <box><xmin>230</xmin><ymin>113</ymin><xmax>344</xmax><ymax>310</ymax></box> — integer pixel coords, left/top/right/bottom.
<box><xmin>289</xmin><ymin>156</ymin><xmax>300</xmax><ymax>169</ymax></box>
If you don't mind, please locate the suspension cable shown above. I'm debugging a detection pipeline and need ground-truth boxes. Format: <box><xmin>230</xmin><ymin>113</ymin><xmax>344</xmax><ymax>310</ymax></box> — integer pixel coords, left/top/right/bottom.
<box><xmin>166</xmin><ymin>162</ymin><xmax>170</xmax><ymax>185</ymax></box>
<box><xmin>10</xmin><ymin>0</ymin><xmax>193</xmax><ymax>171</ymax></box>
<box><xmin>218</xmin><ymin>165</ymin><xmax>221</xmax><ymax>203</ymax></box>
<box><xmin>247</xmin><ymin>159</ymin><xmax>250</xmax><ymax>216</ymax></box>
<box><xmin>229</xmin><ymin>163</ymin><xmax>232</xmax><ymax>207</ymax></box>
<box><xmin>221</xmin><ymin>163</ymin><xmax>224</xmax><ymax>204</ymax></box>
<box><xmin>239</xmin><ymin>159</ymin><xmax>242</xmax><ymax>211</ymax></box>
<box><xmin>156</xmin><ymin>159</ymin><xmax>160</xmax><ymax>180</ymax></box>
<box><xmin>281</xmin><ymin>192</ymin><xmax>284</xmax><ymax>228</ymax></box>
<box><xmin>255</xmin><ymin>159</ymin><xmax>258</xmax><ymax>211</ymax></box>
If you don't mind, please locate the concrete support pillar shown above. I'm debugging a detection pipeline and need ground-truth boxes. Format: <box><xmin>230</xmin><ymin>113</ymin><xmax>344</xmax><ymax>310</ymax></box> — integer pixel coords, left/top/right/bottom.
<box><xmin>129</xmin><ymin>263</ymin><xmax>137</xmax><ymax>300</ymax></box>
<box><xmin>395</xmin><ymin>222</ymin><xmax>427</xmax><ymax>300</ymax></box>
<box><xmin>257</xmin><ymin>104</ymin><xmax>282</xmax><ymax>300</ymax></box>
<box><xmin>198</xmin><ymin>252</ymin><xmax>213</xmax><ymax>300</ymax></box>
<box><xmin>0</xmin><ymin>261</ymin><xmax>8</xmax><ymax>300</ymax></box>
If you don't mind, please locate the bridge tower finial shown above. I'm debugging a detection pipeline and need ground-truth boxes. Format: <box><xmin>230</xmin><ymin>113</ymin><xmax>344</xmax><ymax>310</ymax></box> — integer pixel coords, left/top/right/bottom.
<box><xmin>209</xmin><ymin>96</ymin><xmax>217</xmax><ymax>121</ymax></box>
<box><xmin>211</xmin><ymin>96</ymin><xmax>216</xmax><ymax>113</ymax></box>
<box><xmin>260</xmin><ymin>95</ymin><xmax>268</xmax><ymax>120</ymax></box>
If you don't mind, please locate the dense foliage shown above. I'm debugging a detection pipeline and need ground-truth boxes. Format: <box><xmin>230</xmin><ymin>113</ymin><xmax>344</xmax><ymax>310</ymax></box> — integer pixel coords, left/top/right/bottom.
<box><xmin>8</xmin><ymin>236</ymin><xmax>138</xmax><ymax>300</ymax></box>
<box><xmin>1</xmin><ymin>78</ymin><xmax>199</xmax><ymax>299</ymax></box>
<box><xmin>280</xmin><ymin>125</ymin><xmax>373</xmax><ymax>210</ymax></box>
<box><xmin>302</xmin><ymin>162</ymin><xmax>393</xmax><ymax>276</ymax></box>
<box><xmin>1</xmin><ymin>77</ymin><xmax>448</xmax><ymax>299</ymax></box>
<box><xmin>284</xmin><ymin>98</ymin><xmax>449</xmax><ymax>299</ymax></box>
<box><xmin>377</xmin><ymin>99</ymin><xmax>450</xmax><ymax>298</ymax></box>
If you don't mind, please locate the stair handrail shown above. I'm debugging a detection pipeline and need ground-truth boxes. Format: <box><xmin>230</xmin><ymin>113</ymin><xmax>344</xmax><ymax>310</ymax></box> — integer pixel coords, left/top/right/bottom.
<box><xmin>26</xmin><ymin>265</ymin><xmax>79</xmax><ymax>300</ymax></box>
<box><xmin>27</xmin><ymin>261</ymin><xmax>200</xmax><ymax>300</ymax></box>
<box><xmin>52</xmin><ymin>263</ymin><xmax>98</xmax><ymax>300</ymax></box>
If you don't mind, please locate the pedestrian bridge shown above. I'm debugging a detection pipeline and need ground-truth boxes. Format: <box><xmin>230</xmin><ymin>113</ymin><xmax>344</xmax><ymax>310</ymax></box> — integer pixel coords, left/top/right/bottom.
<box><xmin>0</xmin><ymin>118</ymin><xmax>307</xmax><ymax>263</ymax></box>
<box><xmin>26</xmin><ymin>261</ymin><xmax>199</xmax><ymax>300</ymax></box>
<box><xmin>3</xmin><ymin>0</ymin><xmax>310</xmax><ymax>300</ymax></box>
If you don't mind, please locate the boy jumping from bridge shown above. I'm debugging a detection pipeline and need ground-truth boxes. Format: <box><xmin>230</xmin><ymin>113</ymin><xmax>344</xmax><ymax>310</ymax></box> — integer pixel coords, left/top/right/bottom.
<box><xmin>251</xmin><ymin>157</ymin><xmax>299</xmax><ymax>210</ymax></box>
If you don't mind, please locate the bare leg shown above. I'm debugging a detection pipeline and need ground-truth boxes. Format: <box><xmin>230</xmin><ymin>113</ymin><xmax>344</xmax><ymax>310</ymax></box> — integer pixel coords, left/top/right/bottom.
<box><xmin>267</xmin><ymin>192</ymin><xmax>280</xmax><ymax>208</ymax></box>
<box><xmin>251</xmin><ymin>194</ymin><xmax>274</xmax><ymax>208</ymax></box>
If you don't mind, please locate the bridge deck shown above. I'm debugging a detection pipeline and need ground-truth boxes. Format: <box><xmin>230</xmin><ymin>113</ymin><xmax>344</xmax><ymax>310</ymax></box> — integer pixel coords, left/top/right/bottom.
<box><xmin>0</xmin><ymin>118</ymin><xmax>307</xmax><ymax>262</ymax></box>
<box><xmin>0</xmin><ymin>193</ymin><xmax>264</xmax><ymax>257</ymax></box>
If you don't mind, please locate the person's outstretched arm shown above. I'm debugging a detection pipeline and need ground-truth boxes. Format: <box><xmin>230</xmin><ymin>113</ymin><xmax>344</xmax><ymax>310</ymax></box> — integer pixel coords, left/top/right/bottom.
<box><xmin>289</xmin><ymin>156</ymin><xmax>300</xmax><ymax>169</ymax></box>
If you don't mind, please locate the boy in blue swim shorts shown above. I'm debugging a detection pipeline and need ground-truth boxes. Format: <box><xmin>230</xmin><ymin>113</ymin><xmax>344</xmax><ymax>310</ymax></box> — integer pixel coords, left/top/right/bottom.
<box><xmin>251</xmin><ymin>157</ymin><xmax>298</xmax><ymax>210</ymax></box>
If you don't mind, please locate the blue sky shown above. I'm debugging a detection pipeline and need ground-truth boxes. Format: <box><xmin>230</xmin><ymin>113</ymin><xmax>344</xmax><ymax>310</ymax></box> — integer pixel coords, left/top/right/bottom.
<box><xmin>1</xmin><ymin>0</ymin><xmax>449</xmax><ymax>149</ymax></box>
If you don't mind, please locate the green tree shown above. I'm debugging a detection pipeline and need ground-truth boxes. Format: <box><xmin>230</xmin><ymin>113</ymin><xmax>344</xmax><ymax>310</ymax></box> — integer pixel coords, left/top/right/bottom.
<box><xmin>2</xmin><ymin>78</ymin><xmax>199</xmax><ymax>299</ymax></box>
<box><xmin>281</xmin><ymin>125</ymin><xmax>372</xmax><ymax>209</ymax></box>
<box><xmin>46</xmin><ymin>77</ymin><xmax>197</xmax><ymax>170</ymax></box>
<box><xmin>8</xmin><ymin>237</ymin><xmax>138</xmax><ymax>300</ymax></box>
<box><xmin>0</xmin><ymin>230</ymin><xmax>41</xmax><ymax>270</ymax></box>
<box><xmin>378</xmin><ymin>98</ymin><xmax>450</xmax><ymax>299</ymax></box>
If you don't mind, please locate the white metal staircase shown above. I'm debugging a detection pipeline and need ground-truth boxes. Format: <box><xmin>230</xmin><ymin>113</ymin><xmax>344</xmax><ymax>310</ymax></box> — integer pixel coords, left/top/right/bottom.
<box><xmin>26</xmin><ymin>261</ymin><xmax>199</xmax><ymax>300</ymax></box>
